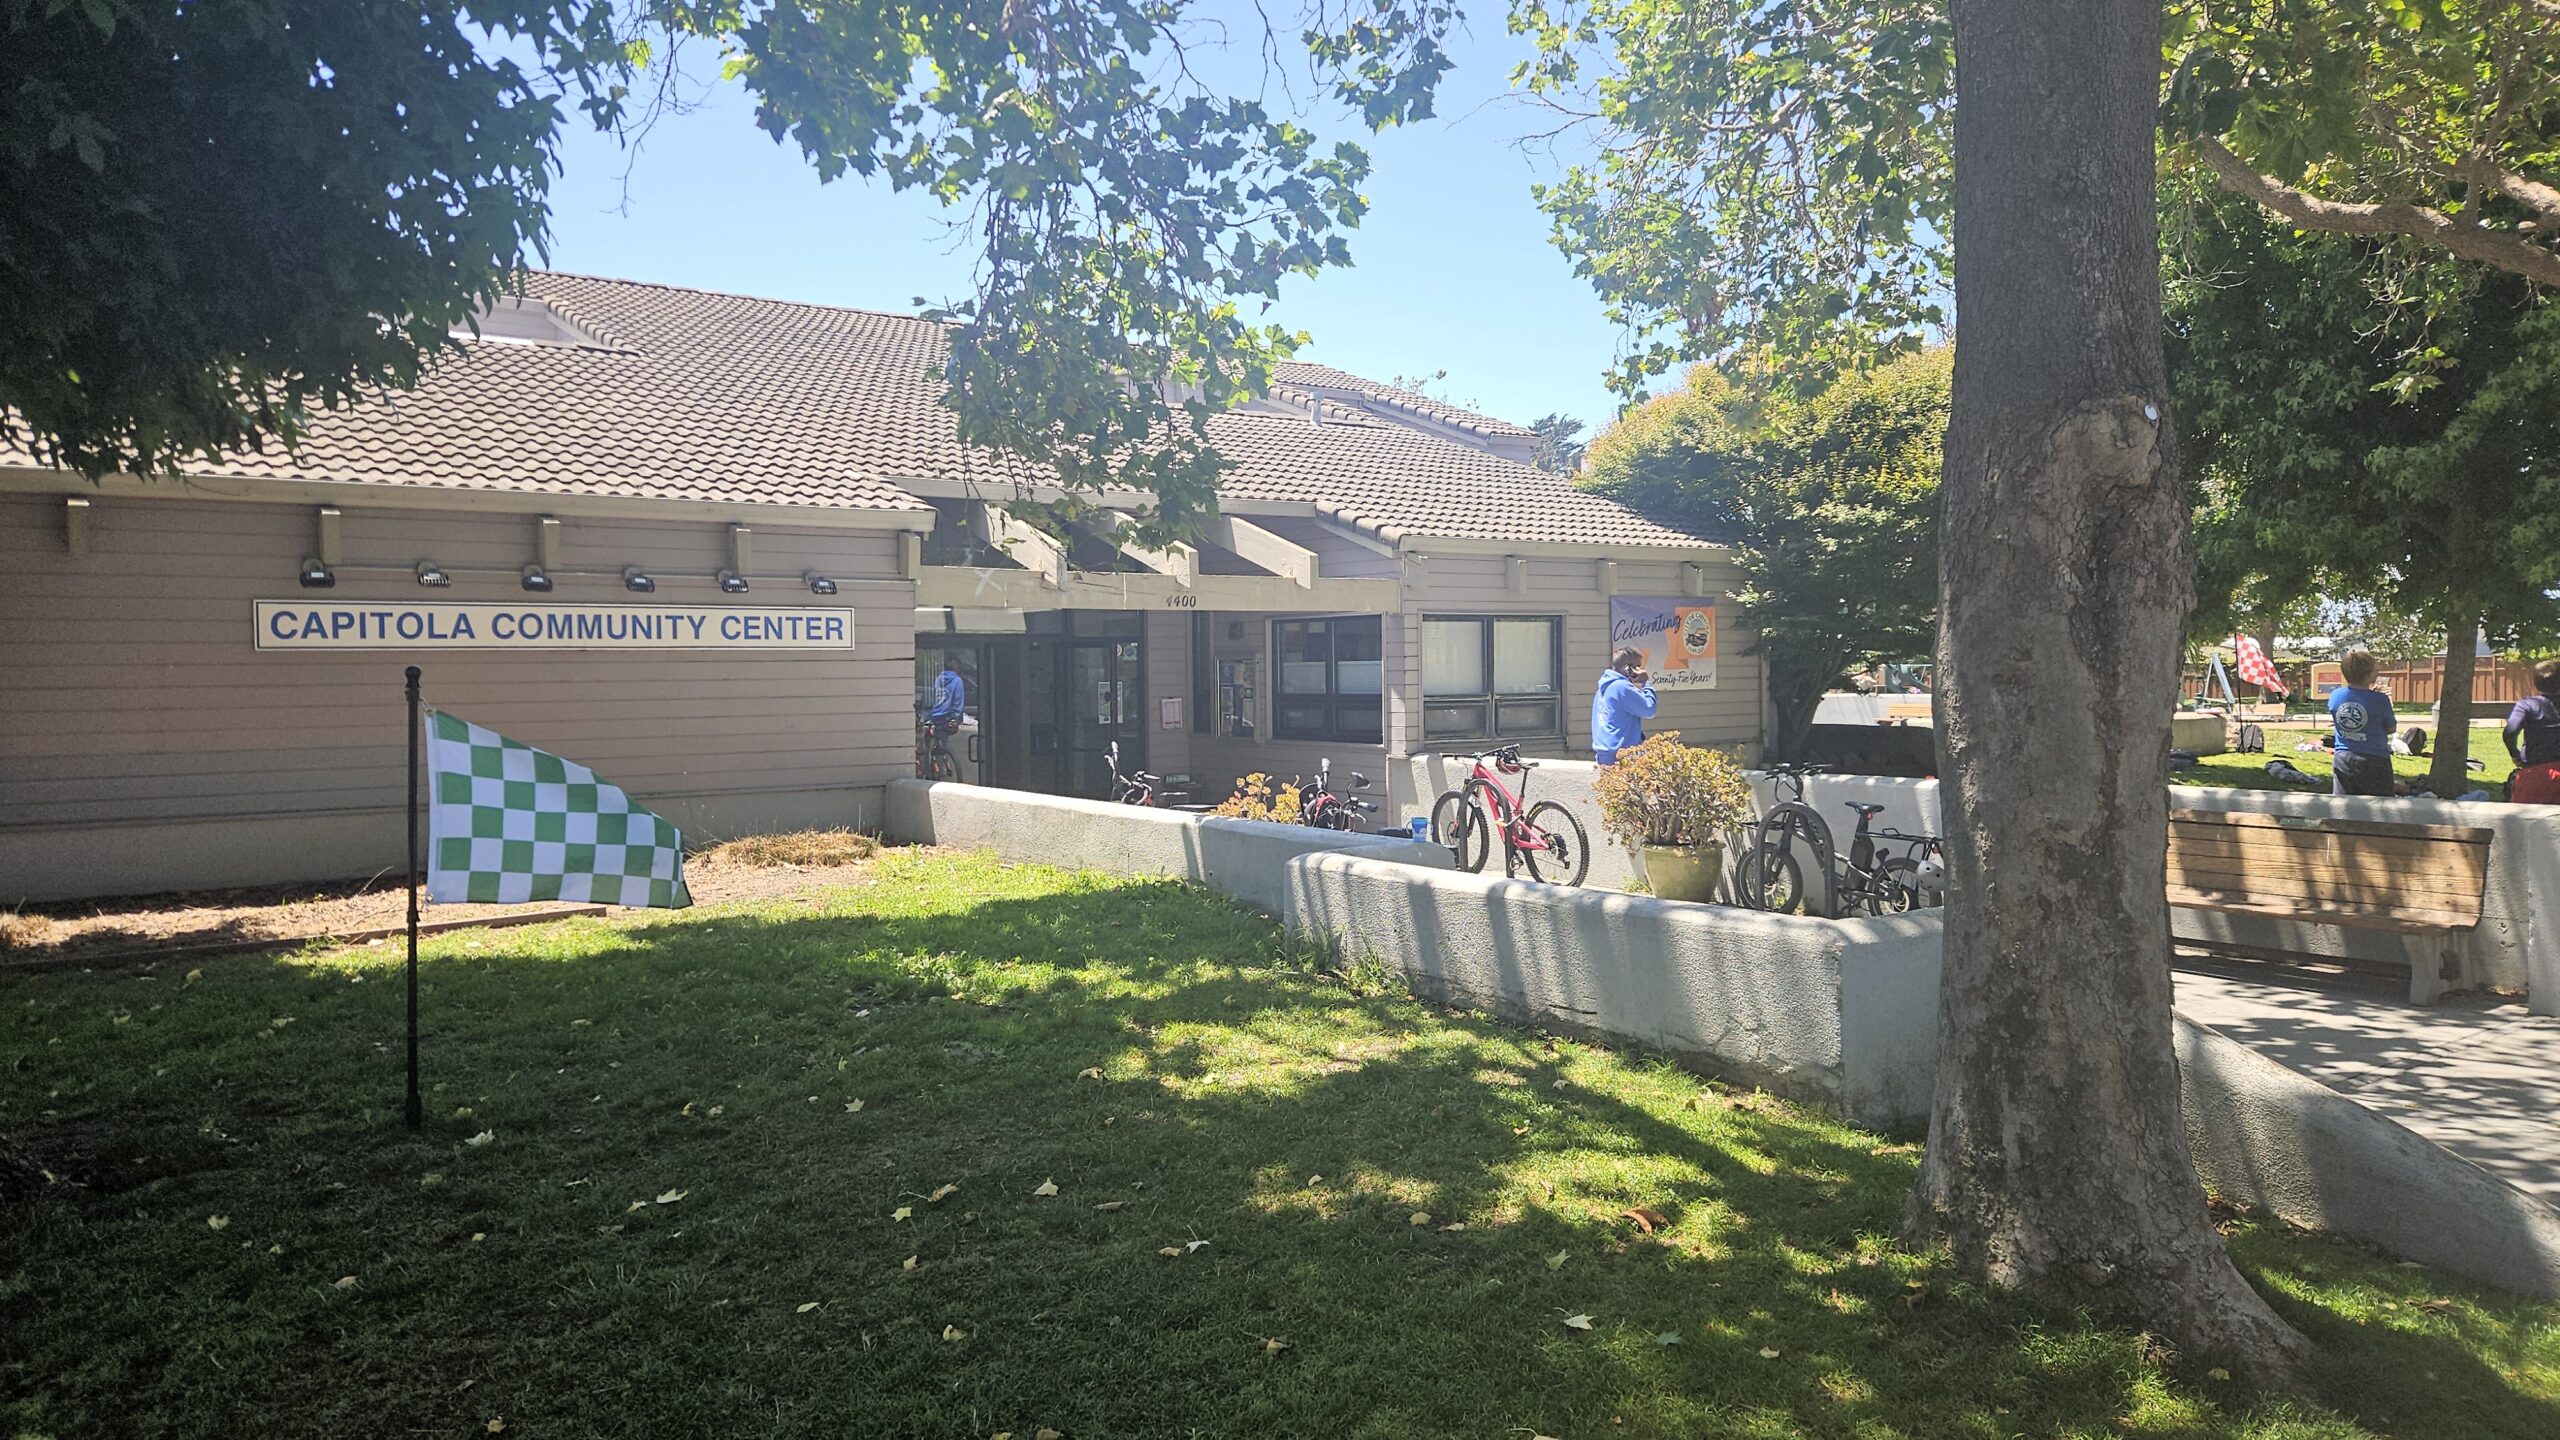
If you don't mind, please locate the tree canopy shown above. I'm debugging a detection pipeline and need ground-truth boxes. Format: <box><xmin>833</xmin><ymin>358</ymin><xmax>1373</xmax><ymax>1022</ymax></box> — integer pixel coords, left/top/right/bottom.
<box><xmin>2169</xmin><ymin>179</ymin><xmax>2560</xmax><ymax>786</ymax></box>
<box><xmin>1581</xmin><ymin>349</ymin><xmax>1946</xmax><ymax>759</ymax></box>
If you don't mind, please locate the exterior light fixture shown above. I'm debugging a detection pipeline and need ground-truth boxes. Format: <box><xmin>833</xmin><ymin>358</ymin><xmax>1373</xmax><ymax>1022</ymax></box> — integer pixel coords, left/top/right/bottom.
<box><xmin>718</xmin><ymin>569</ymin><xmax>750</xmax><ymax>595</ymax></box>
<box><xmin>299</xmin><ymin>558</ymin><xmax>335</xmax><ymax>589</ymax></box>
<box><xmin>520</xmin><ymin>564</ymin><xmax>555</xmax><ymax>594</ymax></box>
<box><xmin>415</xmin><ymin>561</ymin><xmax>452</xmax><ymax>588</ymax></box>
<box><xmin>622</xmin><ymin>566</ymin><xmax>656</xmax><ymax>594</ymax></box>
<box><xmin>805</xmin><ymin>573</ymin><xmax>838</xmax><ymax>596</ymax></box>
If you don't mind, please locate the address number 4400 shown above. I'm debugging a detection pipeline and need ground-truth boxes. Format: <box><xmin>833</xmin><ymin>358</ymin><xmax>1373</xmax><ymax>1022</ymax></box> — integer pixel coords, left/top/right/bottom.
<box><xmin>1162</xmin><ymin>593</ymin><xmax>1199</xmax><ymax>608</ymax></box>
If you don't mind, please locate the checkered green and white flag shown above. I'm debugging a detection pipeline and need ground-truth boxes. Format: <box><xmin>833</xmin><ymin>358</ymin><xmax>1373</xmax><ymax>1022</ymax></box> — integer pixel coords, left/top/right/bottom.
<box><xmin>423</xmin><ymin>710</ymin><xmax>693</xmax><ymax>908</ymax></box>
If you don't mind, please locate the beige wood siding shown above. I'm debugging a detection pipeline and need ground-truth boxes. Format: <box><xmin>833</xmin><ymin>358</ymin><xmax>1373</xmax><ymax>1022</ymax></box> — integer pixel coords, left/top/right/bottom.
<box><xmin>1</xmin><ymin>493</ymin><xmax>915</xmax><ymax>900</ymax></box>
<box><xmin>1403</xmin><ymin>552</ymin><xmax>1763</xmax><ymax>761</ymax></box>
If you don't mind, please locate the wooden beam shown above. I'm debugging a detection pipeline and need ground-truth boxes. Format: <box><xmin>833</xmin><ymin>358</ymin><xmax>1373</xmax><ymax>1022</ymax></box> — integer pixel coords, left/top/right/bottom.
<box><xmin>974</xmin><ymin>503</ymin><xmax>1068</xmax><ymax>589</ymax></box>
<box><xmin>1200</xmin><ymin>513</ymin><xmax>1318</xmax><ymax>587</ymax></box>
<box><xmin>1078</xmin><ymin>511</ymin><xmax>1197</xmax><ymax>586</ymax></box>
<box><xmin>916</xmin><ymin>566</ymin><xmax>1396</xmax><ymax>615</ymax></box>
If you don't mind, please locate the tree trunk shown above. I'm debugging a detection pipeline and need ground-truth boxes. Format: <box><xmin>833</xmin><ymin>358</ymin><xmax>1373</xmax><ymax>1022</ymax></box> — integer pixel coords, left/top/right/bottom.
<box><xmin>1765</xmin><ymin>651</ymin><xmax>1839</xmax><ymax>762</ymax></box>
<box><xmin>1911</xmin><ymin>0</ymin><xmax>2309</xmax><ymax>1382</ymax></box>
<box><xmin>2428</xmin><ymin>617</ymin><xmax>2477</xmax><ymax>797</ymax></box>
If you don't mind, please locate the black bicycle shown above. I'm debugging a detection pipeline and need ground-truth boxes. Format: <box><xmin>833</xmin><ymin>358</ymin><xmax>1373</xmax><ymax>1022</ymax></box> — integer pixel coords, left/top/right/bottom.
<box><xmin>1105</xmin><ymin>742</ymin><xmax>1183</xmax><ymax>807</ymax></box>
<box><xmin>1739</xmin><ymin>763</ymin><xmax>1944</xmax><ymax>917</ymax></box>
<box><xmin>1296</xmin><ymin>757</ymin><xmax>1377</xmax><ymax>830</ymax></box>
<box><xmin>915</xmin><ymin>716</ymin><xmax>960</xmax><ymax>782</ymax></box>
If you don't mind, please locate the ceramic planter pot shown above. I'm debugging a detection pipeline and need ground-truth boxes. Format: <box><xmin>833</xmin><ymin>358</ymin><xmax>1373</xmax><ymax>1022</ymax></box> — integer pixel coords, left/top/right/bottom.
<box><xmin>1640</xmin><ymin>841</ymin><xmax>1724</xmax><ymax>904</ymax></box>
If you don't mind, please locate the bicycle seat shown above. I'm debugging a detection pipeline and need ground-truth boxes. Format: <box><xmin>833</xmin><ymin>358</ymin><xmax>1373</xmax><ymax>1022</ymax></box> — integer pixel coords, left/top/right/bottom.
<box><xmin>1843</xmin><ymin>801</ymin><xmax>1888</xmax><ymax>819</ymax></box>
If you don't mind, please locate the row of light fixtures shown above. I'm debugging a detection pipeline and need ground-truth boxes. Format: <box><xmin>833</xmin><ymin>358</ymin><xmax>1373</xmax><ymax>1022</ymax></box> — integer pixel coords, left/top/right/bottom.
<box><xmin>296</xmin><ymin>511</ymin><xmax>838</xmax><ymax>595</ymax></box>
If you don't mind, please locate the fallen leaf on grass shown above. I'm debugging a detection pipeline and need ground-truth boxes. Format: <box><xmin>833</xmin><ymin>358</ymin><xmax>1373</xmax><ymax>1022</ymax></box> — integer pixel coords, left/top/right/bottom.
<box><xmin>1032</xmin><ymin>1178</ymin><xmax>1059</xmax><ymax>1198</ymax></box>
<box><xmin>1561</xmin><ymin>1313</ymin><xmax>1594</xmax><ymax>1331</ymax></box>
<box><xmin>471</xmin><ymin>1233</ymin><xmax>487</xmax><ymax>1243</ymax></box>
<box><xmin>486</xmin><ymin>1421</ymin><xmax>506</xmax><ymax>1435</ymax></box>
<box><xmin>797</xmin><ymin>1302</ymin><xmax>822</xmax><ymax>1314</ymax></box>
<box><xmin>1654</xmin><ymin>1331</ymin><xmax>1682</xmax><ymax>1346</ymax></box>
<box><xmin>2207</xmin><ymin>1367</ymin><xmax>2232</xmax><ymax>1382</ymax></box>
<box><xmin>1264</xmin><ymin>1337</ymin><xmax>1291</xmax><ymax>1355</ymax></box>
<box><xmin>1409</xmin><ymin>1211</ymin><xmax>1431</xmax><ymax>1227</ymax></box>
<box><xmin>1158</xmin><ymin>1246</ymin><xmax>1184</xmax><ymax>1258</ymax></box>
<box><xmin>1091</xmin><ymin>1200</ymin><xmax>1127</xmax><ymax>1212</ymax></box>
<box><xmin>1077</xmin><ymin>1067</ymin><xmax>1105</xmax><ymax>1081</ymax></box>
<box><xmin>334</xmin><ymin>1275</ymin><xmax>361</xmax><ymax>1290</ymax></box>
<box><xmin>1621</xmin><ymin>1207</ymin><xmax>1667</xmax><ymax>1234</ymax></box>
<box><xmin>845</xmin><ymin>1099</ymin><xmax>865</xmax><ymax>1113</ymax></box>
<box><xmin>902</xmin><ymin>1255</ymin><xmax>919</xmax><ymax>1271</ymax></box>
<box><xmin>928</xmin><ymin>1184</ymin><xmax>960</xmax><ymax>1204</ymax></box>
<box><xmin>1545</xmin><ymin>1251</ymin><xmax>1569</xmax><ymax>1271</ymax></box>
<box><xmin>463</xmin><ymin>1130</ymin><xmax>495</xmax><ymax>1148</ymax></box>
<box><xmin>1511</xmin><ymin>1125</ymin><xmax>1530</xmax><ymax>1136</ymax></box>
<box><xmin>1186</xmin><ymin>1239</ymin><xmax>1209</xmax><ymax>1252</ymax></box>
<box><xmin>627</xmin><ymin>1201</ymin><xmax>647</xmax><ymax>1214</ymax></box>
<box><xmin>656</xmin><ymin>1189</ymin><xmax>688</xmax><ymax>1205</ymax></box>
<box><xmin>182</xmin><ymin>969</ymin><xmax>202</xmax><ymax>988</ymax></box>
<box><xmin>892</xmin><ymin>1206</ymin><xmax>914</xmax><ymax>1221</ymax></box>
<box><xmin>112</xmin><ymin>1013</ymin><xmax>130</xmax><ymax>1026</ymax></box>
<box><xmin>1758</xmin><ymin>1346</ymin><xmax>1781</xmax><ymax>1359</ymax></box>
<box><xmin>942</xmin><ymin>1324</ymin><xmax>967</xmax><ymax>1342</ymax></box>
<box><xmin>1438</xmin><ymin>1222</ymin><xmax>1467</xmax><ymax>1232</ymax></box>
<box><xmin>1037</xmin><ymin>1430</ymin><xmax>1064</xmax><ymax>1440</ymax></box>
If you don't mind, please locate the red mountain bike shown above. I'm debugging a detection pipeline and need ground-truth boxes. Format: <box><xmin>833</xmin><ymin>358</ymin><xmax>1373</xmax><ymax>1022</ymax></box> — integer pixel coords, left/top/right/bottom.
<box><xmin>1427</xmin><ymin>744</ymin><xmax>1589</xmax><ymax>886</ymax></box>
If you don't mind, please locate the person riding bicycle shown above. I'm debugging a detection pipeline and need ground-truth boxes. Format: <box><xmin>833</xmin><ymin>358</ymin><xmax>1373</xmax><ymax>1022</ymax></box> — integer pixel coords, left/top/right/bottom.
<box><xmin>920</xmin><ymin>664</ymin><xmax>967</xmax><ymax>739</ymax></box>
<box><xmin>1591</xmin><ymin>647</ymin><xmax>1659</xmax><ymax>766</ymax></box>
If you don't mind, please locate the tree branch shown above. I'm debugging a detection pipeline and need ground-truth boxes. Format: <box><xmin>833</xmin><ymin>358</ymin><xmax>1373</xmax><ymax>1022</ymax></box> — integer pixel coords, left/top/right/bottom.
<box><xmin>2496</xmin><ymin>164</ymin><xmax>2560</xmax><ymax>226</ymax></box>
<box><xmin>2195</xmin><ymin>136</ymin><xmax>2560</xmax><ymax>289</ymax></box>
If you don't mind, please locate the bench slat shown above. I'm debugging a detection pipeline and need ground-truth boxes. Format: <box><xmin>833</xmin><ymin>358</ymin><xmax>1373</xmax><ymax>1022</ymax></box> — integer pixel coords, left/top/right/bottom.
<box><xmin>2167</xmin><ymin>888</ymin><xmax>2481</xmax><ymax>933</ymax></box>
<box><xmin>2167</xmin><ymin>807</ymin><xmax>2494</xmax><ymax>846</ymax></box>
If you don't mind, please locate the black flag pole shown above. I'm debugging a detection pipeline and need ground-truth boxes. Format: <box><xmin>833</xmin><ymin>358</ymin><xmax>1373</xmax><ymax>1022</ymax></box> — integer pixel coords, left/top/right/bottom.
<box><xmin>404</xmin><ymin>665</ymin><xmax>424</xmax><ymax>1133</ymax></box>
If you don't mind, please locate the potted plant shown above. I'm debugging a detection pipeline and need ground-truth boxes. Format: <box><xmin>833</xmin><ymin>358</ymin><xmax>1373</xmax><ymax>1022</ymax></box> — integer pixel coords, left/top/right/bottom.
<box><xmin>1591</xmin><ymin>732</ymin><xmax>1753</xmax><ymax>903</ymax></box>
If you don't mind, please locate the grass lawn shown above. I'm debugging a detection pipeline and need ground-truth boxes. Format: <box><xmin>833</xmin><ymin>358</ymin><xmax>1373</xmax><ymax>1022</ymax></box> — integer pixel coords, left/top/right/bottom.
<box><xmin>7</xmin><ymin>851</ymin><xmax>2558</xmax><ymax>1439</ymax></box>
<box><xmin>2175</xmin><ymin>726</ymin><xmax>2518</xmax><ymax>800</ymax></box>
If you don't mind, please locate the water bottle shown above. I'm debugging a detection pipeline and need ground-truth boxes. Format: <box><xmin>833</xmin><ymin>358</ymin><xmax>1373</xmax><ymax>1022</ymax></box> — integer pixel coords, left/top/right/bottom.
<box><xmin>1408</xmin><ymin>815</ymin><xmax>1430</xmax><ymax>842</ymax></box>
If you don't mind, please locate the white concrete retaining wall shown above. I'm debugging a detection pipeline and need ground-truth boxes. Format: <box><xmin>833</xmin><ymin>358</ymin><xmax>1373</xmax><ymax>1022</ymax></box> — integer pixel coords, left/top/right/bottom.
<box><xmin>1278</xmin><ymin>851</ymin><xmax>1943</xmax><ymax>1124</ymax></box>
<box><xmin>883</xmin><ymin>780</ymin><xmax>1453</xmax><ymax>915</ymax></box>
<box><xmin>2177</xmin><ymin>1014</ymin><xmax>2560</xmax><ymax>1300</ymax></box>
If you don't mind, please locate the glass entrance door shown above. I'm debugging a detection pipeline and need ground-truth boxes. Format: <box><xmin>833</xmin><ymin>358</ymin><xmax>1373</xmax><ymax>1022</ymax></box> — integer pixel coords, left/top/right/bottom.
<box><xmin>1027</xmin><ymin>633</ymin><xmax>1142</xmax><ymax>797</ymax></box>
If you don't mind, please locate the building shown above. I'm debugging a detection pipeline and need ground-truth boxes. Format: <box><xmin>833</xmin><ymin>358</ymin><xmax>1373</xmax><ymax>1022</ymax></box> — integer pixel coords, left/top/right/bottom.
<box><xmin>1</xmin><ymin>274</ymin><xmax>1762</xmax><ymax>902</ymax></box>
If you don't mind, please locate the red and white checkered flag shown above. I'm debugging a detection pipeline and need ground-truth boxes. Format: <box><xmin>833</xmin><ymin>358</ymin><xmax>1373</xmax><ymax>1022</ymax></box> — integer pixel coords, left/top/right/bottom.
<box><xmin>2232</xmin><ymin>635</ymin><xmax>2289</xmax><ymax>696</ymax></box>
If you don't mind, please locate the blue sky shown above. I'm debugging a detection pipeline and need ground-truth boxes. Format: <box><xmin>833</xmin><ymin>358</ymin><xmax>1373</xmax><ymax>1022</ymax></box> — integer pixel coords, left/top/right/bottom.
<box><xmin>535</xmin><ymin>14</ymin><xmax>1634</xmax><ymax>435</ymax></box>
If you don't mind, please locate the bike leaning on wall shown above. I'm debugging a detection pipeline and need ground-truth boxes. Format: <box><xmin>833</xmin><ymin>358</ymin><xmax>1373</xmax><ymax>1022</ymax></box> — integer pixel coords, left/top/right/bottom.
<box><xmin>1427</xmin><ymin>745</ymin><xmax>1591</xmax><ymax>887</ymax></box>
<box><xmin>1739</xmin><ymin>763</ymin><xmax>1945</xmax><ymax>917</ymax></box>
<box><xmin>1296</xmin><ymin>757</ymin><xmax>1377</xmax><ymax>830</ymax></box>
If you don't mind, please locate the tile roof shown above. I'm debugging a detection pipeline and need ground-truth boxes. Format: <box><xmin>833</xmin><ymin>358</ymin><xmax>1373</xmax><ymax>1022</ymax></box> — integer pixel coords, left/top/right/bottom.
<box><xmin>8</xmin><ymin>272</ymin><xmax>1724</xmax><ymax>549</ymax></box>
<box><xmin>1270</xmin><ymin>360</ymin><xmax>1540</xmax><ymax>441</ymax></box>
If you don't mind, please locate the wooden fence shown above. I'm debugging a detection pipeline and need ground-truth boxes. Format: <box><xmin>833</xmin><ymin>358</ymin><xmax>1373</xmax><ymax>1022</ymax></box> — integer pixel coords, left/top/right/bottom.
<box><xmin>2184</xmin><ymin>655</ymin><xmax>2544</xmax><ymax>708</ymax></box>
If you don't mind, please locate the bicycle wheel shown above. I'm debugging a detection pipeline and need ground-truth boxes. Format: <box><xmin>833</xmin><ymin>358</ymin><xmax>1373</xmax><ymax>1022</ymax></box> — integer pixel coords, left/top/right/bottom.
<box><xmin>1874</xmin><ymin>858</ymin><xmax>1924</xmax><ymax>914</ymax></box>
<box><xmin>1747</xmin><ymin>835</ymin><xmax>1810</xmax><ymax>914</ymax></box>
<box><xmin>1430</xmin><ymin>789</ymin><xmax>1488</xmax><ymax>873</ymax></box>
<box><xmin>1518</xmin><ymin>801</ymin><xmax>1590</xmax><ymax>887</ymax></box>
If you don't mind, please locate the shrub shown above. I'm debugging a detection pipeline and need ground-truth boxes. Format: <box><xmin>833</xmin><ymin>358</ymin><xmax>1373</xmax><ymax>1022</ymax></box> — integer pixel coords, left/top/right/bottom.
<box><xmin>1210</xmin><ymin>773</ymin><xmax>1302</xmax><ymax>824</ymax></box>
<box><xmin>1591</xmin><ymin>733</ymin><xmax>1753</xmax><ymax>849</ymax></box>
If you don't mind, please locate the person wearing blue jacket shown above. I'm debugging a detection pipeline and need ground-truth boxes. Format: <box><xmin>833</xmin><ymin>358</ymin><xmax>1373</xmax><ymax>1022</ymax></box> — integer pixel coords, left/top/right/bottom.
<box><xmin>1592</xmin><ymin>647</ymin><xmax>1660</xmax><ymax>765</ymax></box>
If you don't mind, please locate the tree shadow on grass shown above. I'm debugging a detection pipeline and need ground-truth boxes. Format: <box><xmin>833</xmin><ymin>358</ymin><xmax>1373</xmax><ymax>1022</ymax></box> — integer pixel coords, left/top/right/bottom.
<box><xmin>6</xmin><ymin>867</ymin><xmax>2557</xmax><ymax>1440</ymax></box>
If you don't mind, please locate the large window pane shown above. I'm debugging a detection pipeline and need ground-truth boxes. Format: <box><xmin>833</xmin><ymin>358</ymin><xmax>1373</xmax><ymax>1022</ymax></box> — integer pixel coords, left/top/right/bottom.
<box><xmin>1271</xmin><ymin>616</ymin><xmax>1384</xmax><ymax>742</ymax></box>
<box><xmin>1423</xmin><ymin>620</ymin><xmax>1485</xmax><ymax>696</ymax></box>
<box><xmin>1277</xmin><ymin>619</ymin><xmax>1329</xmax><ymax>694</ymax></box>
<box><xmin>1425</xmin><ymin>701</ymin><xmax>1489</xmax><ymax>739</ymax></box>
<box><xmin>1496</xmin><ymin>699</ymin><xmax>1560</xmax><ymax>737</ymax></box>
<box><xmin>1494</xmin><ymin>619</ymin><xmax>1557</xmax><ymax>695</ymax></box>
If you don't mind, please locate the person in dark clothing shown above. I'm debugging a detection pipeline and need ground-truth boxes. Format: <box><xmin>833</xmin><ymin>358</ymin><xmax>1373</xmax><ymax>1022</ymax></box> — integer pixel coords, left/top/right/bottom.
<box><xmin>2505</xmin><ymin>659</ymin><xmax>2560</xmax><ymax>806</ymax></box>
<box><xmin>2327</xmin><ymin>650</ymin><xmax>2398</xmax><ymax>797</ymax></box>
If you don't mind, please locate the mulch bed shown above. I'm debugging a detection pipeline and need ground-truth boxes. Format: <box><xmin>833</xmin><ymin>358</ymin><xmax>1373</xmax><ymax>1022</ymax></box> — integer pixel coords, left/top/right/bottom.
<box><xmin>1</xmin><ymin>854</ymin><xmax>887</xmax><ymax>969</ymax></box>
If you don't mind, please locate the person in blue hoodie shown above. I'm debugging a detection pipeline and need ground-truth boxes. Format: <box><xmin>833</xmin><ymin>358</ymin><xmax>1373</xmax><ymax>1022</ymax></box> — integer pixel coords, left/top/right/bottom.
<box><xmin>1592</xmin><ymin>647</ymin><xmax>1660</xmax><ymax>765</ymax></box>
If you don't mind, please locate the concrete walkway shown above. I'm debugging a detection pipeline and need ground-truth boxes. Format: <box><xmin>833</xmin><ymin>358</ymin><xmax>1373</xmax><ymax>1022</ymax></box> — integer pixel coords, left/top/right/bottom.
<box><xmin>2175</xmin><ymin>966</ymin><xmax>2560</xmax><ymax>1204</ymax></box>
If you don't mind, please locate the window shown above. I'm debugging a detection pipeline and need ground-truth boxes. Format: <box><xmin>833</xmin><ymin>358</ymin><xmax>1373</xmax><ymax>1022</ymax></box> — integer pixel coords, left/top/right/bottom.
<box><xmin>1422</xmin><ymin>616</ymin><xmax>1562</xmax><ymax>741</ymax></box>
<box><xmin>1272</xmin><ymin>616</ymin><xmax>1383</xmax><ymax>743</ymax></box>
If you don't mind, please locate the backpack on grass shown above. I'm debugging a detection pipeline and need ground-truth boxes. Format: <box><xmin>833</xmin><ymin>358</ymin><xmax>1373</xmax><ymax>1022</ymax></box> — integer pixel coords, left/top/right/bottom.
<box><xmin>2235</xmin><ymin>722</ymin><xmax>2266</xmax><ymax>754</ymax></box>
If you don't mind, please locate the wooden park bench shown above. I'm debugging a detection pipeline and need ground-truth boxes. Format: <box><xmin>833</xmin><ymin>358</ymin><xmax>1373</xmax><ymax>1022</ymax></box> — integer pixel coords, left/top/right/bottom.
<box><xmin>2164</xmin><ymin>808</ymin><xmax>2493</xmax><ymax>1004</ymax></box>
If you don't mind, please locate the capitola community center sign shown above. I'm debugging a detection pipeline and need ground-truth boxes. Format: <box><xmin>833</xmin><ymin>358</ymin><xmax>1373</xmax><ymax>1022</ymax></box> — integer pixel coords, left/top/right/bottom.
<box><xmin>1609</xmin><ymin>597</ymin><xmax>1718</xmax><ymax>689</ymax></box>
<box><xmin>254</xmin><ymin>601</ymin><xmax>855</xmax><ymax>651</ymax></box>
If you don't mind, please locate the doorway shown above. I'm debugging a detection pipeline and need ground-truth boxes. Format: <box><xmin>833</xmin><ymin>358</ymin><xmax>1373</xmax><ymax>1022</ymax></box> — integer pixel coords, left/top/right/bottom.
<box><xmin>1029</xmin><ymin>633</ymin><xmax>1142</xmax><ymax>798</ymax></box>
